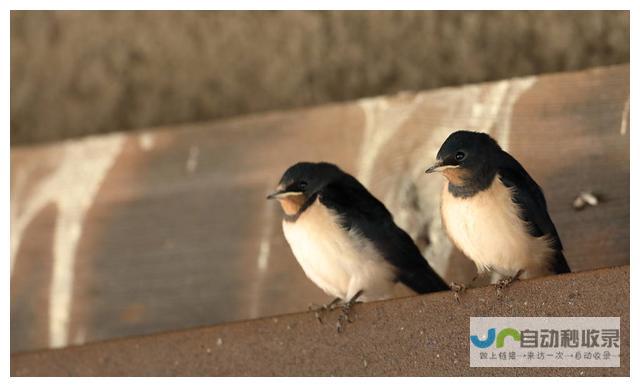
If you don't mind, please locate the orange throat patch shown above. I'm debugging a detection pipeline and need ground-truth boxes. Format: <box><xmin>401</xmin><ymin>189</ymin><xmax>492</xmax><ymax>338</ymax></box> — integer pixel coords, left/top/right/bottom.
<box><xmin>278</xmin><ymin>194</ymin><xmax>307</xmax><ymax>216</ymax></box>
<box><xmin>442</xmin><ymin>167</ymin><xmax>469</xmax><ymax>186</ymax></box>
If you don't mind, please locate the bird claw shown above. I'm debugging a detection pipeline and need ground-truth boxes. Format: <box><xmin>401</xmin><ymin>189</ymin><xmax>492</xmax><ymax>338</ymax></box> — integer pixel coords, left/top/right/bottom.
<box><xmin>314</xmin><ymin>310</ymin><xmax>324</xmax><ymax>324</ymax></box>
<box><xmin>494</xmin><ymin>270</ymin><xmax>523</xmax><ymax>295</ymax></box>
<box><xmin>334</xmin><ymin>291</ymin><xmax>363</xmax><ymax>333</ymax></box>
<box><xmin>309</xmin><ymin>301</ymin><xmax>356</xmax><ymax>331</ymax></box>
<box><xmin>494</xmin><ymin>279</ymin><xmax>511</xmax><ymax>296</ymax></box>
<box><xmin>308</xmin><ymin>298</ymin><xmax>341</xmax><ymax>324</ymax></box>
<box><xmin>336</xmin><ymin>302</ymin><xmax>357</xmax><ymax>333</ymax></box>
<box><xmin>450</xmin><ymin>282</ymin><xmax>466</xmax><ymax>303</ymax></box>
<box><xmin>336</xmin><ymin>314</ymin><xmax>346</xmax><ymax>333</ymax></box>
<box><xmin>307</xmin><ymin>303</ymin><xmax>325</xmax><ymax>324</ymax></box>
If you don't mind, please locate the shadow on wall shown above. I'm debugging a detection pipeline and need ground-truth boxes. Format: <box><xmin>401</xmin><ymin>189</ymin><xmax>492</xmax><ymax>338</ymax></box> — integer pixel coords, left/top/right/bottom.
<box><xmin>10</xmin><ymin>10</ymin><xmax>629</xmax><ymax>145</ymax></box>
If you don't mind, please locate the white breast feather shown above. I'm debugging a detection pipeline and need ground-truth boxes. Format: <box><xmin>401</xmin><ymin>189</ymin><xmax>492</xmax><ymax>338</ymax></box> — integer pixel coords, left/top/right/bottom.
<box><xmin>441</xmin><ymin>175</ymin><xmax>554</xmax><ymax>279</ymax></box>
<box><xmin>282</xmin><ymin>198</ymin><xmax>396</xmax><ymax>301</ymax></box>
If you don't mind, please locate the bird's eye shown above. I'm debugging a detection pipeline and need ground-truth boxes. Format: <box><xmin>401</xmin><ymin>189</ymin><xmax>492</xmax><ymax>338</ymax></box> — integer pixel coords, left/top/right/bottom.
<box><xmin>298</xmin><ymin>181</ymin><xmax>308</xmax><ymax>190</ymax></box>
<box><xmin>455</xmin><ymin>151</ymin><xmax>466</xmax><ymax>162</ymax></box>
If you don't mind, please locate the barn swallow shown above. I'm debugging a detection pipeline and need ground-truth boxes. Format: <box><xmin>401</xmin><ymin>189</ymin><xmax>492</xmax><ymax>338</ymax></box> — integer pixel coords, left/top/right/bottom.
<box><xmin>425</xmin><ymin>131</ymin><xmax>570</xmax><ymax>293</ymax></box>
<box><xmin>268</xmin><ymin>162</ymin><xmax>449</xmax><ymax>331</ymax></box>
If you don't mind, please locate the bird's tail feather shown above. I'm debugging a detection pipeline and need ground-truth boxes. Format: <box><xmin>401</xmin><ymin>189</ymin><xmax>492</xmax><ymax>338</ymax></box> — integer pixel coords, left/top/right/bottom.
<box><xmin>398</xmin><ymin>265</ymin><xmax>449</xmax><ymax>294</ymax></box>
<box><xmin>552</xmin><ymin>251</ymin><xmax>571</xmax><ymax>274</ymax></box>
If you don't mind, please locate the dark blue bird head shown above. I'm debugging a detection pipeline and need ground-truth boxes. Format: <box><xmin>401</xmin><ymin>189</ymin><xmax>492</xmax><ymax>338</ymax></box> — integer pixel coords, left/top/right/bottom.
<box><xmin>425</xmin><ymin>130</ymin><xmax>503</xmax><ymax>194</ymax></box>
<box><xmin>267</xmin><ymin>162</ymin><xmax>343</xmax><ymax>201</ymax></box>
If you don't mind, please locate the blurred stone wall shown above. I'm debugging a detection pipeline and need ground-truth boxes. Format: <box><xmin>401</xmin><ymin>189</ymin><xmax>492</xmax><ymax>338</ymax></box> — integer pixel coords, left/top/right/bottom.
<box><xmin>10</xmin><ymin>11</ymin><xmax>629</xmax><ymax>145</ymax></box>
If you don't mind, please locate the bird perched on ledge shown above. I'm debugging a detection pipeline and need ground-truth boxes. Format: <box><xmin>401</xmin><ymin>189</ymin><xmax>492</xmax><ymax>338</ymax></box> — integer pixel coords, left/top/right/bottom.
<box><xmin>268</xmin><ymin>162</ymin><xmax>449</xmax><ymax>331</ymax></box>
<box><xmin>425</xmin><ymin>131</ymin><xmax>571</xmax><ymax>293</ymax></box>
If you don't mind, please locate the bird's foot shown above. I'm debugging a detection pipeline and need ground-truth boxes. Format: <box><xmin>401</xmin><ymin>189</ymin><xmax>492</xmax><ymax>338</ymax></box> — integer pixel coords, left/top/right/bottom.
<box><xmin>494</xmin><ymin>270</ymin><xmax>523</xmax><ymax>295</ymax></box>
<box><xmin>335</xmin><ymin>290</ymin><xmax>363</xmax><ymax>333</ymax></box>
<box><xmin>336</xmin><ymin>302</ymin><xmax>356</xmax><ymax>333</ymax></box>
<box><xmin>308</xmin><ymin>298</ymin><xmax>340</xmax><ymax>324</ymax></box>
<box><xmin>494</xmin><ymin>278</ymin><xmax>513</xmax><ymax>295</ymax></box>
<box><xmin>449</xmin><ymin>282</ymin><xmax>466</xmax><ymax>303</ymax></box>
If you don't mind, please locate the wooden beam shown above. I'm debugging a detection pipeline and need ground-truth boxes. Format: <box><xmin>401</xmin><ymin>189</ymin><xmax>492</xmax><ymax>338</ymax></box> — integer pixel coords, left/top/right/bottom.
<box><xmin>11</xmin><ymin>266</ymin><xmax>630</xmax><ymax>376</ymax></box>
<box><xmin>10</xmin><ymin>65</ymin><xmax>629</xmax><ymax>352</ymax></box>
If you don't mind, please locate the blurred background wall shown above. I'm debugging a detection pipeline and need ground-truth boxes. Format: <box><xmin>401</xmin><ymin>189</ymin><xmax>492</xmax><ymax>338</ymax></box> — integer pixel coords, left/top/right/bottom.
<box><xmin>11</xmin><ymin>10</ymin><xmax>629</xmax><ymax>145</ymax></box>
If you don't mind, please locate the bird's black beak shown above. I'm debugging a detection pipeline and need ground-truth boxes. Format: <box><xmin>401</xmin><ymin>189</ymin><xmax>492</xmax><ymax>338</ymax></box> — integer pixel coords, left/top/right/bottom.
<box><xmin>425</xmin><ymin>160</ymin><xmax>445</xmax><ymax>174</ymax></box>
<box><xmin>266</xmin><ymin>190</ymin><xmax>285</xmax><ymax>200</ymax></box>
<box><xmin>266</xmin><ymin>185</ymin><xmax>304</xmax><ymax>200</ymax></box>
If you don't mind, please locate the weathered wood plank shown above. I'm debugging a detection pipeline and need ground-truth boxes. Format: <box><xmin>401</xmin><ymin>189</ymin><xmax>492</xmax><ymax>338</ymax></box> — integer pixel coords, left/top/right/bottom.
<box><xmin>10</xmin><ymin>65</ymin><xmax>629</xmax><ymax>352</ymax></box>
<box><xmin>11</xmin><ymin>266</ymin><xmax>630</xmax><ymax>376</ymax></box>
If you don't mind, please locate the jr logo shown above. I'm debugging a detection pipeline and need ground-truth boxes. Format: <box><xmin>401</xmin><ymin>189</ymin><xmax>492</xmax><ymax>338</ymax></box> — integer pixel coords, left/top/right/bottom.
<box><xmin>470</xmin><ymin>328</ymin><xmax>521</xmax><ymax>348</ymax></box>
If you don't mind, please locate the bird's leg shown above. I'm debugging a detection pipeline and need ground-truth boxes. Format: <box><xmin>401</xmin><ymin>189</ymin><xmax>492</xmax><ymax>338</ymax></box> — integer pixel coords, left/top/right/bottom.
<box><xmin>308</xmin><ymin>297</ymin><xmax>341</xmax><ymax>324</ymax></box>
<box><xmin>450</xmin><ymin>273</ymin><xmax>479</xmax><ymax>303</ymax></box>
<box><xmin>336</xmin><ymin>290</ymin><xmax>363</xmax><ymax>333</ymax></box>
<box><xmin>495</xmin><ymin>269</ymin><xmax>523</xmax><ymax>294</ymax></box>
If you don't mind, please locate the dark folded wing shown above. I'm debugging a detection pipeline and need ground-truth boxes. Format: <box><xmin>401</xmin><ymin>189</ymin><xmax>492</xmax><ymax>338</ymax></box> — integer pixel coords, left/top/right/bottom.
<box><xmin>497</xmin><ymin>152</ymin><xmax>570</xmax><ymax>273</ymax></box>
<box><xmin>319</xmin><ymin>174</ymin><xmax>449</xmax><ymax>293</ymax></box>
